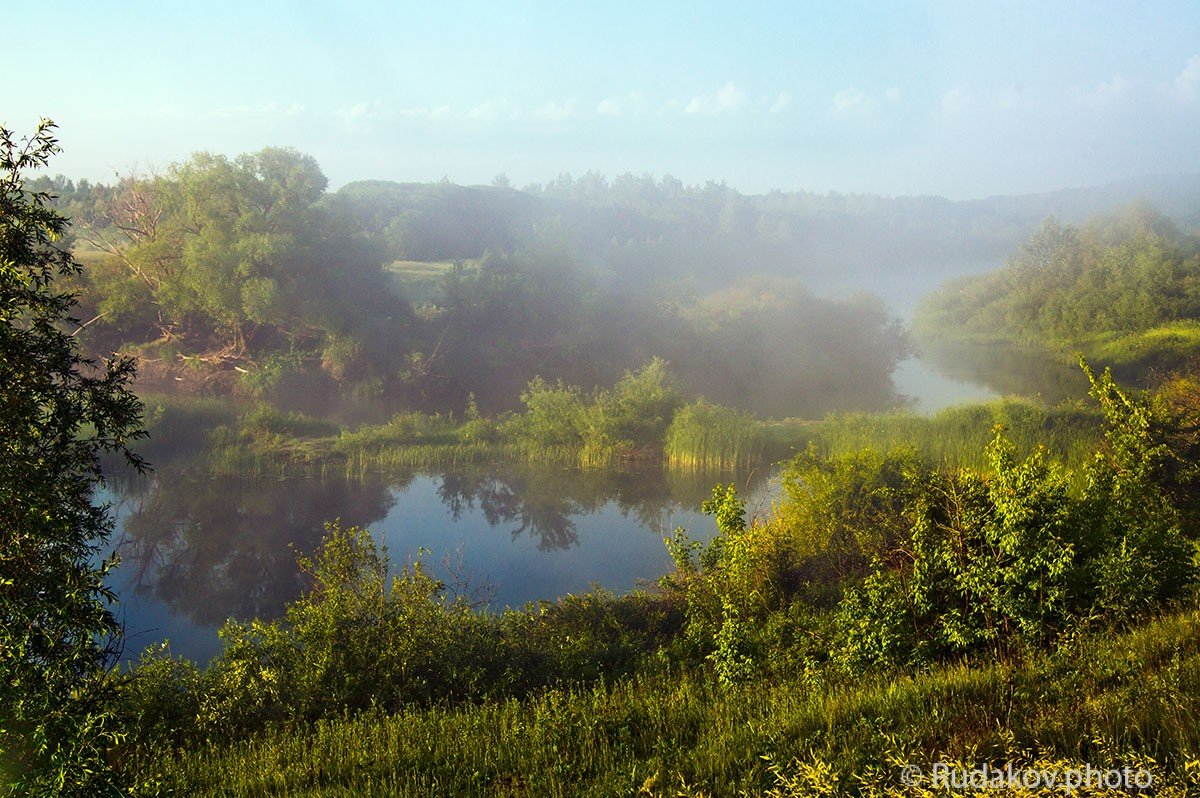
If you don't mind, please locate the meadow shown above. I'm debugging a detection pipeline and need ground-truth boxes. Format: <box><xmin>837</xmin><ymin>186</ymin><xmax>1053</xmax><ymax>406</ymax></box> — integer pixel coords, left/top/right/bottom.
<box><xmin>138</xmin><ymin>604</ymin><xmax>1200</xmax><ymax>797</ymax></box>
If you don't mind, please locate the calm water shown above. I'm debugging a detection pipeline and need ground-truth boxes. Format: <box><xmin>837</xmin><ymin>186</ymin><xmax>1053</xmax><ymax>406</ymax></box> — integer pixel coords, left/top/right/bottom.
<box><xmin>103</xmin><ymin>344</ymin><xmax>1083</xmax><ymax>665</ymax></box>
<box><xmin>907</xmin><ymin>341</ymin><xmax>1088</xmax><ymax>406</ymax></box>
<box><xmin>104</xmin><ymin>464</ymin><xmax>776</xmax><ymax>664</ymax></box>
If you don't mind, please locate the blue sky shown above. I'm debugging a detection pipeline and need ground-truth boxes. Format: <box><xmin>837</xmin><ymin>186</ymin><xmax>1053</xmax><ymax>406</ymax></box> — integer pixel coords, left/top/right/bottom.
<box><xmin>8</xmin><ymin>0</ymin><xmax>1200</xmax><ymax>198</ymax></box>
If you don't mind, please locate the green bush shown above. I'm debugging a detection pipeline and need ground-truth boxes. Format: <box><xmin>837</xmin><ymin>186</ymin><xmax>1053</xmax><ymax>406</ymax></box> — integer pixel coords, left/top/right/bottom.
<box><xmin>834</xmin><ymin>362</ymin><xmax>1198</xmax><ymax>668</ymax></box>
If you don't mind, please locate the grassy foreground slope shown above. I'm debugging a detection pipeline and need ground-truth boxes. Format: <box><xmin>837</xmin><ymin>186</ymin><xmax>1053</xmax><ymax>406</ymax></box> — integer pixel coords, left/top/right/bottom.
<box><xmin>154</xmin><ymin>610</ymin><xmax>1200</xmax><ymax>797</ymax></box>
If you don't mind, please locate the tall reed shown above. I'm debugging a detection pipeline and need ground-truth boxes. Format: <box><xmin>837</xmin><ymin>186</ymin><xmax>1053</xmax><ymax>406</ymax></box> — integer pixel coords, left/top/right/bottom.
<box><xmin>664</xmin><ymin>399</ymin><xmax>765</xmax><ymax>470</ymax></box>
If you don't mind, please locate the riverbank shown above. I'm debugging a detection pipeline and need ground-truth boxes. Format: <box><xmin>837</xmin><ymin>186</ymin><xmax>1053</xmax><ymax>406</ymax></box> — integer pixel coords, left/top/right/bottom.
<box><xmin>917</xmin><ymin>322</ymin><xmax>1200</xmax><ymax>388</ymax></box>
<box><xmin>136</xmin><ymin>390</ymin><xmax>1104</xmax><ymax>481</ymax></box>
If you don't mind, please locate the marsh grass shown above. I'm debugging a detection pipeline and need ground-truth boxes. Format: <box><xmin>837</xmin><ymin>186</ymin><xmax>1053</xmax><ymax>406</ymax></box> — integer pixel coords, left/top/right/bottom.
<box><xmin>665</xmin><ymin>400</ymin><xmax>766</xmax><ymax>471</ymax></box>
<box><xmin>143</xmin><ymin>390</ymin><xmax>1104</xmax><ymax>481</ymax></box>
<box><xmin>809</xmin><ymin>398</ymin><xmax>1101</xmax><ymax>472</ymax></box>
<box><xmin>1083</xmin><ymin>320</ymin><xmax>1200</xmax><ymax>375</ymax></box>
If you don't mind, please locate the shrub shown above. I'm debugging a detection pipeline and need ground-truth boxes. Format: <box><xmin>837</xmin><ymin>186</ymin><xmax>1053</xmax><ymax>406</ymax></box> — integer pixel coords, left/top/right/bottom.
<box><xmin>834</xmin><ymin>362</ymin><xmax>1199</xmax><ymax>668</ymax></box>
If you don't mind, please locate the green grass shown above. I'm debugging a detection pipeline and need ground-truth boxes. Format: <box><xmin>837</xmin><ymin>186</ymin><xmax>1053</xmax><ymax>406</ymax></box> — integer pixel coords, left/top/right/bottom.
<box><xmin>664</xmin><ymin>400</ymin><xmax>766</xmax><ymax>471</ymax></box>
<box><xmin>144</xmin><ymin>610</ymin><xmax>1200</xmax><ymax>797</ymax></box>
<box><xmin>917</xmin><ymin>321</ymin><xmax>1200</xmax><ymax>387</ymax></box>
<box><xmin>1083</xmin><ymin>320</ymin><xmax>1200</xmax><ymax>374</ymax></box>
<box><xmin>806</xmin><ymin>398</ymin><xmax>1102</xmax><ymax>472</ymax></box>
<box><xmin>383</xmin><ymin>259</ymin><xmax>475</xmax><ymax>303</ymax></box>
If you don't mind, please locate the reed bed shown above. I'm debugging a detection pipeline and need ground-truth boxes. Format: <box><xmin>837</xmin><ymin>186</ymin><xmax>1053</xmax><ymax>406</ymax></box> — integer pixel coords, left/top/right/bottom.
<box><xmin>809</xmin><ymin>398</ymin><xmax>1101</xmax><ymax>472</ymax></box>
<box><xmin>664</xmin><ymin>400</ymin><xmax>765</xmax><ymax>471</ymax></box>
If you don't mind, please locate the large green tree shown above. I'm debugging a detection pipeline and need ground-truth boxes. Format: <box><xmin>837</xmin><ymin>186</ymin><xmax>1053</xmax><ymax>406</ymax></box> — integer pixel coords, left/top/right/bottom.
<box><xmin>83</xmin><ymin>147</ymin><xmax>399</xmax><ymax>368</ymax></box>
<box><xmin>0</xmin><ymin>121</ymin><xmax>145</xmax><ymax>796</ymax></box>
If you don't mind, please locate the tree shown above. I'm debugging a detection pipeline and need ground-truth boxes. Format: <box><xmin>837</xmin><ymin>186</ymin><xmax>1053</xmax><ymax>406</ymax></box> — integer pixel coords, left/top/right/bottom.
<box><xmin>80</xmin><ymin>147</ymin><xmax>401</xmax><ymax>381</ymax></box>
<box><xmin>0</xmin><ymin>120</ymin><xmax>145</xmax><ymax>796</ymax></box>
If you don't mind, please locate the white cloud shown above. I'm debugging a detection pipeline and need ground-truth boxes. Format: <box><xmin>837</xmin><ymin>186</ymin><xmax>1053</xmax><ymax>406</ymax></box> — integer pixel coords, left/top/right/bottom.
<box><xmin>830</xmin><ymin>87</ymin><xmax>901</xmax><ymax>117</ymax></box>
<box><xmin>831</xmin><ymin>87</ymin><xmax>869</xmax><ymax>115</ymax></box>
<box><xmin>685</xmin><ymin>82</ymin><xmax>745</xmax><ymax>115</ymax></box>
<box><xmin>467</xmin><ymin>100</ymin><xmax>522</xmax><ymax>121</ymax></box>
<box><xmin>533</xmin><ymin>99</ymin><xmax>578</xmax><ymax>121</ymax></box>
<box><xmin>1075</xmin><ymin>75</ymin><xmax>1129</xmax><ymax>110</ymax></box>
<box><xmin>1173</xmin><ymin>55</ymin><xmax>1200</xmax><ymax>103</ymax></box>
<box><xmin>769</xmin><ymin>91</ymin><xmax>791</xmax><ymax>113</ymax></box>
<box><xmin>336</xmin><ymin>100</ymin><xmax>391</xmax><ymax>124</ymax></box>
<box><xmin>597</xmin><ymin>90</ymin><xmax>649</xmax><ymax>117</ymax></box>
<box><xmin>396</xmin><ymin>105</ymin><xmax>452</xmax><ymax>120</ymax></box>
<box><xmin>596</xmin><ymin>97</ymin><xmax>624</xmax><ymax>116</ymax></box>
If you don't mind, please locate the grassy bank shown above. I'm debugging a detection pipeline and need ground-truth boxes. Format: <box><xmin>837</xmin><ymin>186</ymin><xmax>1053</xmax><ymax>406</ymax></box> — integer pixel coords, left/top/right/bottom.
<box><xmin>144</xmin><ymin>609</ymin><xmax>1200</xmax><ymax>797</ymax></box>
<box><xmin>141</xmin><ymin>391</ymin><xmax>1107</xmax><ymax>480</ymax></box>
<box><xmin>808</xmin><ymin>397</ymin><xmax>1102</xmax><ymax>472</ymax></box>
<box><xmin>918</xmin><ymin>321</ymin><xmax>1200</xmax><ymax>388</ymax></box>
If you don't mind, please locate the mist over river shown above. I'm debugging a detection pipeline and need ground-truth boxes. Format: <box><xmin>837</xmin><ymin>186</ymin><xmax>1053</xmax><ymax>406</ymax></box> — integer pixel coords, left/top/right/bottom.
<box><xmin>104</xmin><ymin>344</ymin><xmax>1084</xmax><ymax>664</ymax></box>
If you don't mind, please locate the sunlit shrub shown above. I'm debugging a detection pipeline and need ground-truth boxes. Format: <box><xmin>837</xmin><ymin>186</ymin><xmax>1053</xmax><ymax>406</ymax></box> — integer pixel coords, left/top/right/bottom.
<box><xmin>834</xmin><ymin>362</ymin><xmax>1198</xmax><ymax>669</ymax></box>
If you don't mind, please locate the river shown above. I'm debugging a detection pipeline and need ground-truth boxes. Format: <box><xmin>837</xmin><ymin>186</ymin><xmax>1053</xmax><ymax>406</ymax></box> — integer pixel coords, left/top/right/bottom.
<box><xmin>103</xmin><ymin>343</ymin><xmax>1086</xmax><ymax>664</ymax></box>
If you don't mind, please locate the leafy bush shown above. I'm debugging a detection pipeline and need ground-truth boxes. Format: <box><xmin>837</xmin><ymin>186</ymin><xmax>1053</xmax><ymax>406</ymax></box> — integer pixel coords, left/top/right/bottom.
<box><xmin>518</xmin><ymin>376</ymin><xmax>587</xmax><ymax>448</ymax></box>
<box><xmin>834</xmin><ymin>362</ymin><xmax>1198</xmax><ymax>668</ymax></box>
<box><xmin>518</xmin><ymin>359</ymin><xmax>682</xmax><ymax>466</ymax></box>
<box><xmin>238</xmin><ymin>349</ymin><xmax>306</xmax><ymax>397</ymax></box>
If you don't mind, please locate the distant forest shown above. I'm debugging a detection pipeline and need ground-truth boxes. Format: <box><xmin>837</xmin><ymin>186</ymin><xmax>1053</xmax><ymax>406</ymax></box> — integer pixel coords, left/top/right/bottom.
<box><xmin>29</xmin><ymin>156</ymin><xmax>1200</xmax><ymax>417</ymax></box>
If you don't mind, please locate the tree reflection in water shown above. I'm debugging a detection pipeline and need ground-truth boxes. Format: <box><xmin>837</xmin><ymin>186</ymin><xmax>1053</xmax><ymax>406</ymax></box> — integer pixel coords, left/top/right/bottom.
<box><xmin>109</xmin><ymin>460</ymin><xmax>771</xmax><ymax>645</ymax></box>
<box><xmin>110</xmin><ymin>466</ymin><xmax>396</xmax><ymax>627</ymax></box>
<box><xmin>434</xmin><ymin>464</ymin><xmax>771</xmax><ymax>552</ymax></box>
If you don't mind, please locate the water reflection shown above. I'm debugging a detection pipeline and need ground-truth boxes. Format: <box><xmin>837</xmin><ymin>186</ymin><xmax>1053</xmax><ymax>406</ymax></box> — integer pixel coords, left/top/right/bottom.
<box><xmin>433</xmin><ymin>466</ymin><xmax>770</xmax><ymax>552</ymax></box>
<box><xmin>110</xmin><ymin>470</ymin><xmax>395</xmax><ymax>627</ymax></box>
<box><xmin>916</xmin><ymin>341</ymin><xmax>1089</xmax><ymax>404</ymax></box>
<box><xmin>107</xmin><ymin>461</ymin><xmax>771</xmax><ymax>662</ymax></box>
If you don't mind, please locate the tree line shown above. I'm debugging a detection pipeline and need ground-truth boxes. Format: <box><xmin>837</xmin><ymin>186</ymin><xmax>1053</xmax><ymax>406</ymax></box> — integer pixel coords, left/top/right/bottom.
<box><xmin>34</xmin><ymin>147</ymin><xmax>913</xmax><ymax>418</ymax></box>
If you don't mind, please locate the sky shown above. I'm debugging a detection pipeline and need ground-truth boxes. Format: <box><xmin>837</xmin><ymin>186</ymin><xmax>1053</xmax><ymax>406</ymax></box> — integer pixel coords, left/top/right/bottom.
<box><xmin>7</xmin><ymin>0</ymin><xmax>1200</xmax><ymax>199</ymax></box>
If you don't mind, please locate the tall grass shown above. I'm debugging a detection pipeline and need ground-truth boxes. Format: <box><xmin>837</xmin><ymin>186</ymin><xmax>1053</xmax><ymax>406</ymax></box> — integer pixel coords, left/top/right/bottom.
<box><xmin>809</xmin><ymin>398</ymin><xmax>1101</xmax><ymax>471</ymax></box>
<box><xmin>1085</xmin><ymin>319</ymin><xmax>1200</xmax><ymax>374</ymax></box>
<box><xmin>665</xmin><ymin>400</ymin><xmax>765</xmax><ymax>471</ymax></box>
<box><xmin>137</xmin><ymin>394</ymin><xmax>239</xmax><ymax>458</ymax></box>
<box><xmin>147</xmin><ymin>610</ymin><xmax>1200</xmax><ymax>797</ymax></box>
<box><xmin>139</xmin><ymin>390</ymin><xmax>1105</xmax><ymax>480</ymax></box>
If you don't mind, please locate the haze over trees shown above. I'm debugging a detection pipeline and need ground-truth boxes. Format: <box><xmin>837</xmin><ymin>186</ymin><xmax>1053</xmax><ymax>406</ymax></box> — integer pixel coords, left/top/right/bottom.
<box><xmin>916</xmin><ymin>204</ymin><xmax>1200</xmax><ymax>377</ymax></box>
<box><xmin>39</xmin><ymin>148</ymin><xmax>921</xmax><ymax>418</ymax></box>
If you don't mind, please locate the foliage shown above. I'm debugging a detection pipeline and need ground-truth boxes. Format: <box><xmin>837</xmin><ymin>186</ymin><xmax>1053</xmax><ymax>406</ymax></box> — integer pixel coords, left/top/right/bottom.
<box><xmin>142</xmin><ymin>610</ymin><xmax>1200</xmax><ymax>797</ymax></box>
<box><xmin>916</xmin><ymin>205</ymin><xmax>1200</xmax><ymax>373</ymax></box>
<box><xmin>74</xmin><ymin>146</ymin><xmax>407</xmax><ymax>383</ymax></box>
<box><xmin>0</xmin><ymin>121</ymin><xmax>146</xmax><ymax>796</ymax></box>
<box><xmin>774</xmin><ymin>448</ymin><xmax>919</xmax><ymax>584</ymax></box>
<box><xmin>516</xmin><ymin>359</ymin><xmax>682</xmax><ymax>467</ymax></box>
<box><xmin>834</xmin><ymin>361</ymin><xmax>1197</xmax><ymax>668</ymax></box>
